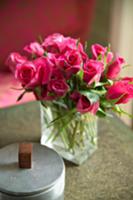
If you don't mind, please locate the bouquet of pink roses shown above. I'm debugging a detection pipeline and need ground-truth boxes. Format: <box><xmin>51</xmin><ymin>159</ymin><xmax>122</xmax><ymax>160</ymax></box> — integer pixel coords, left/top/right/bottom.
<box><xmin>6</xmin><ymin>33</ymin><xmax>133</xmax><ymax>116</ymax></box>
<box><xmin>6</xmin><ymin>33</ymin><xmax>133</xmax><ymax>160</ymax></box>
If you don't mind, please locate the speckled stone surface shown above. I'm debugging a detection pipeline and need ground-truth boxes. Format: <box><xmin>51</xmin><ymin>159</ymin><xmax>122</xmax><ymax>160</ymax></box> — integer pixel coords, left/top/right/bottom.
<box><xmin>65</xmin><ymin>115</ymin><xmax>133</xmax><ymax>200</ymax></box>
<box><xmin>1</xmin><ymin>102</ymin><xmax>133</xmax><ymax>199</ymax></box>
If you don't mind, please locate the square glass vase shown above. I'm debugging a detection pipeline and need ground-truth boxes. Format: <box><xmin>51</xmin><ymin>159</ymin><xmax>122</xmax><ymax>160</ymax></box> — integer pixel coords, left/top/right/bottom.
<box><xmin>40</xmin><ymin>104</ymin><xmax>97</xmax><ymax>165</ymax></box>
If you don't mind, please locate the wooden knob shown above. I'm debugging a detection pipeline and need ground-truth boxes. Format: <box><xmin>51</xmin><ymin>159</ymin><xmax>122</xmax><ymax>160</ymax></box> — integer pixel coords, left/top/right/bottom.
<box><xmin>18</xmin><ymin>143</ymin><xmax>32</xmax><ymax>169</ymax></box>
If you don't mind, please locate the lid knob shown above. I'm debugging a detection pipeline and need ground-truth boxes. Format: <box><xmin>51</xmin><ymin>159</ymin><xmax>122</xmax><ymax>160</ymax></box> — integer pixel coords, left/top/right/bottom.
<box><xmin>18</xmin><ymin>143</ymin><xmax>32</xmax><ymax>169</ymax></box>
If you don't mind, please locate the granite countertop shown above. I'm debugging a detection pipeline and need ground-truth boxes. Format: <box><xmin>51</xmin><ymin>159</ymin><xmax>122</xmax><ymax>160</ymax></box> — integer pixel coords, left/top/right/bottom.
<box><xmin>65</xmin><ymin>115</ymin><xmax>133</xmax><ymax>200</ymax></box>
<box><xmin>0</xmin><ymin>102</ymin><xmax>133</xmax><ymax>199</ymax></box>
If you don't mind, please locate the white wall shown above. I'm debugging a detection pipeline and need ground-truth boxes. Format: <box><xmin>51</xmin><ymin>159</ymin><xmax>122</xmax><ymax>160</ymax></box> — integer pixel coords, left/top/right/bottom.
<box><xmin>110</xmin><ymin>0</ymin><xmax>133</xmax><ymax>127</ymax></box>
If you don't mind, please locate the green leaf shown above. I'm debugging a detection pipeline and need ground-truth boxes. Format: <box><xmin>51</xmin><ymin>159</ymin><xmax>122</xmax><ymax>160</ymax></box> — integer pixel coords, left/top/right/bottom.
<box><xmin>53</xmin><ymin>101</ymin><xmax>68</xmax><ymax>109</ymax></box>
<box><xmin>90</xmin><ymin>88</ymin><xmax>106</xmax><ymax>96</ymax></box>
<box><xmin>41</xmin><ymin>101</ymin><xmax>47</xmax><ymax>107</ymax></box>
<box><xmin>76</xmin><ymin>38</ymin><xmax>80</xmax><ymax>47</ymax></box>
<box><xmin>123</xmin><ymin>64</ymin><xmax>132</xmax><ymax>69</ymax></box>
<box><xmin>93</xmin><ymin>82</ymin><xmax>107</xmax><ymax>87</ymax></box>
<box><xmin>107</xmin><ymin>43</ymin><xmax>111</xmax><ymax>52</ymax></box>
<box><xmin>48</xmin><ymin>92</ymin><xmax>55</xmax><ymax>97</ymax></box>
<box><xmin>129</xmin><ymin>82</ymin><xmax>133</xmax><ymax>85</ymax></box>
<box><xmin>80</xmin><ymin>91</ymin><xmax>99</xmax><ymax>104</ymax></box>
<box><xmin>97</xmin><ymin>54</ymin><xmax>102</xmax><ymax>61</ymax></box>
<box><xmin>17</xmin><ymin>91</ymin><xmax>26</xmax><ymax>101</ymax></box>
<box><xmin>31</xmin><ymin>54</ymin><xmax>36</xmax><ymax>59</ymax></box>
<box><xmin>96</xmin><ymin>108</ymin><xmax>106</xmax><ymax>117</ymax></box>
<box><xmin>37</xmin><ymin>34</ymin><xmax>43</xmax><ymax>44</ymax></box>
<box><xmin>96</xmin><ymin>108</ymin><xmax>112</xmax><ymax>118</ymax></box>
<box><xmin>47</xmin><ymin>108</ymin><xmax>76</xmax><ymax>127</ymax></box>
<box><xmin>84</xmin><ymin>41</ymin><xmax>88</xmax><ymax>51</ymax></box>
<box><xmin>44</xmin><ymin>51</ymin><xmax>48</xmax><ymax>57</ymax></box>
<box><xmin>77</xmin><ymin>70</ymin><xmax>84</xmax><ymax>81</ymax></box>
<box><xmin>120</xmin><ymin>109</ymin><xmax>133</xmax><ymax>118</ymax></box>
<box><xmin>113</xmin><ymin>106</ymin><xmax>133</xmax><ymax>118</ymax></box>
<box><xmin>113</xmin><ymin>105</ymin><xmax>121</xmax><ymax>114</ymax></box>
<box><xmin>101</xmin><ymin>100</ymin><xmax>113</xmax><ymax>108</ymax></box>
<box><xmin>34</xmin><ymin>87</ymin><xmax>41</xmax><ymax>97</ymax></box>
<box><xmin>107</xmin><ymin>79</ymin><xmax>113</xmax><ymax>86</ymax></box>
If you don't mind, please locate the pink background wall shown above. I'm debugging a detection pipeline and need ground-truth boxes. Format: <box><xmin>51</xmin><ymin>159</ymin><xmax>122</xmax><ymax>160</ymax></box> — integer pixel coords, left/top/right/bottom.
<box><xmin>0</xmin><ymin>0</ymin><xmax>95</xmax><ymax>71</ymax></box>
<box><xmin>0</xmin><ymin>0</ymin><xmax>95</xmax><ymax>107</ymax></box>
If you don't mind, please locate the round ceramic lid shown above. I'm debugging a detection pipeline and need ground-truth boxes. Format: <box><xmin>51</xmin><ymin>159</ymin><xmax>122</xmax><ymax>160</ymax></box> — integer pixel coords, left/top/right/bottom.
<box><xmin>0</xmin><ymin>143</ymin><xmax>64</xmax><ymax>196</ymax></box>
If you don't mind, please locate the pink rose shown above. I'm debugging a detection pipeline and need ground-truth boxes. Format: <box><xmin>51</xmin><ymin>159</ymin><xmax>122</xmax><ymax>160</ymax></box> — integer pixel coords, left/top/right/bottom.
<box><xmin>56</xmin><ymin>49</ymin><xmax>82</xmax><ymax>78</ymax></box>
<box><xmin>65</xmin><ymin>49</ymin><xmax>82</xmax><ymax>66</ymax></box>
<box><xmin>63</xmin><ymin>37</ymin><xmax>77</xmax><ymax>50</ymax></box>
<box><xmin>91</xmin><ymin>44</ymin><xmax>113</xmax><ymax>63</ymax></box>
<box><xmin>106</xmin><ymin>56</ymin><xmax>125</xmax><ymax>80</ymax></box>
<box><xmin>106</xmin><ymin>52</ymin><xmax>113</xmax><ymax>63</ymax></box>
<box><xmin>34</xmin><ymin>57</ymin><xmax>53</xmax><ymax>85</ymax></box>
<box><xmin>47</xmin><ymin>52</ymin><xmax>56</xmax><ymax>64</ymax></box>
<box><xmin>45</xmin><ymin>53</ymin><xmax>64</xmax><ymax>80</ymax></box>
<box><xmin>64</xmin><ymin>37</ymin><xmax>88</xmax><ymax>62</ymax></box>
<box><xmin>42</xmin><ymin>33</ymin><xmax>88</xmax><ymax>62</ymax></box>
<box><xmin>78</xmin><ymin>44</ymin><xmax>88</xmax><ymax>63</ymax></box>
<box><xmin>91</xmin><ymin>44</ymin><xmax>106</xmax><ymax>59</ymax></box>
<box><xmin>83</xmin><ymin>59</ymin><xmax>104</xmax><ymax>85</ymax></box>
<box><xmin>15</xmin><ymin>62</ymin><xmax>36</xmax><ymax>86</ymax></box>
<box><xmin>6</xmin><ymin>52</ymin><xmax>27</xmax><ymax>72</ymax></box>
<box><xmin>106</xmin><ymin>78</ymin><xmax>133</xmax><ymax>104</ymax></box>
<box><xmin>77</xmin><ymin>95</ymin><xmax>99</xmax><ymax>114</ymax></box>
<box><xmin>24</xmin><ymin>42</ymin><xmax>44</xmax><ymax>56</ymax></box>
<box><xmin>61</xmin><ymin>50</ymin><xmax>82</xmax><ymax>77</ymax></box>
<box><xmin>42</xmin><ymin>33</ymin><xmax>65</xmax><ymax>54</ymax></box>
<box><xmin>48</xmin><ymin>79</ymin><xmax>69</xmax><ymax>97</ymax></box>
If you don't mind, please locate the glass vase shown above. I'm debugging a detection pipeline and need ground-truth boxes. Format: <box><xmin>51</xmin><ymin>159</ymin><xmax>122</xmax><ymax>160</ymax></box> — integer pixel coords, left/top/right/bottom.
<box><xmin>40</xmin><ymin>104</ymin><xmax>97</xmax><ymax>165</ymax></box>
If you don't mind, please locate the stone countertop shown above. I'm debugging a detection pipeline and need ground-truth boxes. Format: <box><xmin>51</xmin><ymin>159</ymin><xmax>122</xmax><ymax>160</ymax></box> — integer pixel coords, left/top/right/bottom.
<box><xmin>65</xmin><ymin>115</ymin><xmax>133</xmax><ymax>200</ymax></box>
<box><xmin>1</xmin><ymin>102</ymin><xmax>133</xmax><ymax>199</ymax></box>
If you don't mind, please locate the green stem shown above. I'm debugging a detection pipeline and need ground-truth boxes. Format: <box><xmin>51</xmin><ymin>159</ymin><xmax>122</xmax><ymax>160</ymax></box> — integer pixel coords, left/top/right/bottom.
<box><xmin>70</xmin><ymin>120</ymin><xmax>79</xmax><ymax>151</ymax></box>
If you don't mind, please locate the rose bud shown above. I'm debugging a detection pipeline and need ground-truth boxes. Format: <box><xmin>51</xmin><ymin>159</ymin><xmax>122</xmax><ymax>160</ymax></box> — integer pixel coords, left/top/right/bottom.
<box><xmin>15</xmin><ymin>62</ymin><xmax>36</xmax><ymax>86</ymax></box>
<box><xmin>42</xmin><ymin>33</ymin><xmax>65</xmax><ymax>54</ymax></box>
<box><xmin>106</xmin><ymin>56</ymin><xmax>125</xmax><ymax>80</ymax></box>
<box><xmin>56</xmin><ymin>50</ymin><xmax>82</xmax><ymax>79</ymax></box>
<box><xmin>83</xmin><ymin>59</ymin><xmax>104</xmax><ymax>85</ymax></box>
<box><xmin>65</xmin><ymin>49</ymin><xmax>82</xmax><ymax>66</ymax></box>
<box><xmin>106</xmin><ymin>78</ymin><xmax>133</xmax><ymax>104</ymax></box>
<box><xmin>91</xmin><ymin>44</ymin><xmax>106</xmax><ymax>59</ymax></box>
<box><xmin>34</xmin><ymin>57</ymin><xmax>53</xmax><ymax>85</ymax></box>
<box><xmin>77</xmin><ymin>95</ymin><xmax>99</xmax><ymax>114</ymax></box>
<box><xmin>48</xmin><ymin>79</ymin><xmax>69</xmax><ymax>97</ymax></box>
<box><xmin>6</xmin><ymin>52</ymin><xmax>27</xmax><ymax>73</ymax></box>
<box><xmin>63</xmin><ymin>36</ymin><xmax>88</xmax><ymax>62</ymax></box>
<box><xmin>91</xmin><ymin>43</ymin><xmax>113</xmax><ymax>63</ymax></box>
<box><xmin>24</xmin><ymin>42</ymin><xmax>44</xmax><ymax>56</ymax></box>
<box><xmin>65</xmin><ymin>49</ymin><xmax>82</xmax><ymax>77</ymax></box>
<box><xmin>34</xmin><ymin>85</ymin><xmax>57</xmax><ymax>101</ymax></box>
<box><xmin>70</xmin><ymin>91</ymin><xmax>81</xmax><ymax>102</ymax></box>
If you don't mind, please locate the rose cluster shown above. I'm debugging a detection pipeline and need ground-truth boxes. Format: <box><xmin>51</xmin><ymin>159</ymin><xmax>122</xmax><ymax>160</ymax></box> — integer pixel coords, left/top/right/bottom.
<box><xmin>6</xmin><ymin>33</ymin><xmax>133</xmax><ymax>116</ymax></box>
